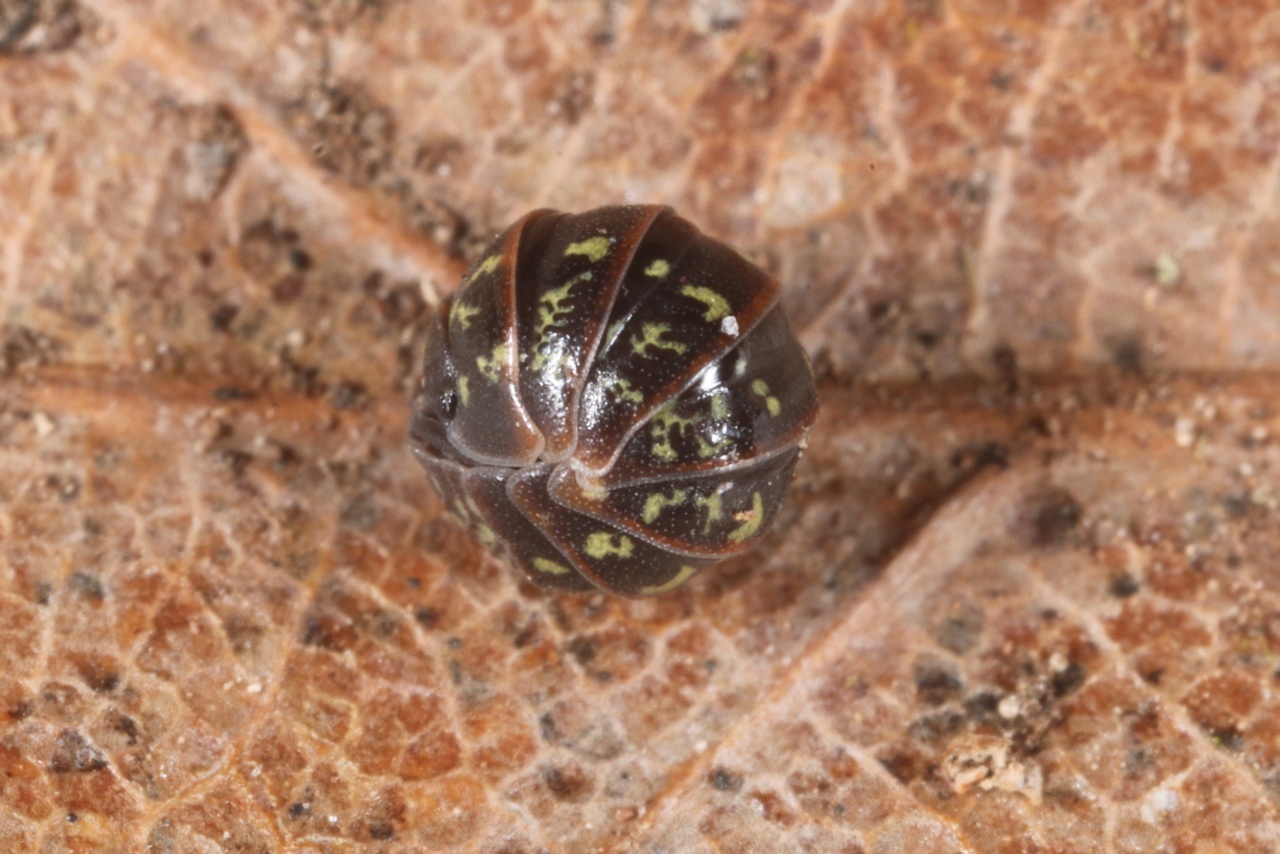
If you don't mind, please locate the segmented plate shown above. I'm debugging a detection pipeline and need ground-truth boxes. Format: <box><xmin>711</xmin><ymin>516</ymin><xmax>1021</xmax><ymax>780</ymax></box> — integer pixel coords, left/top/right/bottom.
<box><xmin>408</xmin><ymin>205</ymin><xmax>818</xmax><ymax>596</ymax></box>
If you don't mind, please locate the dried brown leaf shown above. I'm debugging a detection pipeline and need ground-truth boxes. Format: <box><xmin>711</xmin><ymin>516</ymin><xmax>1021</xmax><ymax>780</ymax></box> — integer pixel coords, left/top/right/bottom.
<box><xmin>2</xmin><ymin>1</ymin><xmax>1280</xmax><ymax>851</ymax></box>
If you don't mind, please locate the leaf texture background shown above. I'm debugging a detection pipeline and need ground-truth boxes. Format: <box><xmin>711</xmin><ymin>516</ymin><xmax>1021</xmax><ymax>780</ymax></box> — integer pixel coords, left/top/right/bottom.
<box><xmin>2</xmin><ymin>0</ymin><xmax>1280</xmax><ymax>851</ymax></box>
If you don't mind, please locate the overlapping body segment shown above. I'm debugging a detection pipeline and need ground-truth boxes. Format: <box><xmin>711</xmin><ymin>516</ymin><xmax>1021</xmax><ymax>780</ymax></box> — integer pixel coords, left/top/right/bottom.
<box><xmin>514</xmin><ymin>205</ymin><xmax>663</xmax><ymax>461</ymax></box>
<box><xmin>408</xmin><ymin>205</ymin><xmax>818</xmax><ymax>596</ymax></box>
<box><xmin>442</xmin><ymin>212</ymin><xmax>546</xmax><ymax>466</ymax></box>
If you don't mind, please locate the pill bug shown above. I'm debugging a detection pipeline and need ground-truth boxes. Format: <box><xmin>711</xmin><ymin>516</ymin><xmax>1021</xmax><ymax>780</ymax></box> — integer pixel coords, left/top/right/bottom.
<box><xmin>408</xmin><ymin>205</ymin><xmax>818</xmax><ymax>596</ymax></box>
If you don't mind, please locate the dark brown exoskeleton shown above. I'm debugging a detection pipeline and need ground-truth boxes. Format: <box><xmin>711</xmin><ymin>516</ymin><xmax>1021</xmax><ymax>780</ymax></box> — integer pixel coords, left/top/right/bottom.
<box><xmin>408</xmin><ymin>205</ymin><xmax>818</xmax><ymax>596</ymax></box>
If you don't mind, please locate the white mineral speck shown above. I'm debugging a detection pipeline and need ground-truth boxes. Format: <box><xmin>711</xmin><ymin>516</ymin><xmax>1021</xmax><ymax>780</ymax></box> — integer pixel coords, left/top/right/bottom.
<box><xmin>1174</xmin><ymin>417</ymin><xmax>1195</xmax><ymax>447</ymax></box>
<box><xmin>1154</xmin><ymin>253</ymin><xmax>1181</xmax><ymax>286</ymax></box>
<box><xmin>1140</xmin><ymin>787</ymin><xmax>1179</xmax><ymax>823</ymax></box>
<box><xmin>690</xmin><ymin>0</ymin><xmax>745</xmax><ymax>34</ymax></box>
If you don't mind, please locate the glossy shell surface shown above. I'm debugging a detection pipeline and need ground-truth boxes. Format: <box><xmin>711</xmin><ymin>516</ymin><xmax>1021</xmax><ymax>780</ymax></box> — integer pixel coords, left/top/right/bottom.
<box><xmin>408</xmin><ymin>205</ymin><xmax>818</xmax><ymax>596</ymax></box>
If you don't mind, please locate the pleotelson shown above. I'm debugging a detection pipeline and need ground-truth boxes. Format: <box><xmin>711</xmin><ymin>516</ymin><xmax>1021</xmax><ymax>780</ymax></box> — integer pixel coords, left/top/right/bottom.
<box><xmin>408</xmin><ymin>205</ymin><xmax>818</xmax><ymax>596</ymax></box>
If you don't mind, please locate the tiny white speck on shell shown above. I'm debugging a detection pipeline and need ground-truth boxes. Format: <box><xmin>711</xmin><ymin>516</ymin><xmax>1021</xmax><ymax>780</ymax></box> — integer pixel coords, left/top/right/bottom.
<box><xmin>720</xmin><ymin>315</ymin><xmax>739</xmax><ymax>336</ymax></box>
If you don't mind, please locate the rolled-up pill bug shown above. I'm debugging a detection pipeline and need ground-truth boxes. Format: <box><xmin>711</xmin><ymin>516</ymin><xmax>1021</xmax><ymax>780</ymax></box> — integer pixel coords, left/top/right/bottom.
<box><xmin>408</xmin><ymin>205</ymin><xmax>818</xmax><ymax>596</ymax></box>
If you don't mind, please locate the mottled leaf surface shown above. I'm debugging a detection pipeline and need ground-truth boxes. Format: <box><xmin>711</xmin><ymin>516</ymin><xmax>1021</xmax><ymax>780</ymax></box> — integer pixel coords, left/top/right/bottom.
<box><xmin>2</xmin><ymin>1</ymin><xmax>1279</xmax><ymax>851</ymax></box>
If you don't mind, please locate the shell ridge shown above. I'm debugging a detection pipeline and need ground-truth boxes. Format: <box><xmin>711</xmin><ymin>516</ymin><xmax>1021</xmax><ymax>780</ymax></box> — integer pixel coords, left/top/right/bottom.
<box><xmin>579</xmin><ymin>285</ymin><xmax>782</xmax><ymax>479</ymax></box>
<box><xmin>411</xmin><ymin>206</ymin><xmax>818</xmax><ymax>596</ymax></box>
<box><xmin>552</xmin><ymin>205</ymin><xmax>672</xmax><ymax>464</ymax></box>
<box><xmin>574</xmin><ymin>214</ymin><xmax>766</xmax><ymax>474</ymax></box>
<box><xmin>548</xmin><ymin>444</ymin><xmax>803</xmax><ymax>557</ymax></box>
<box><xmin>513</xmin><ymin>206</ymin><xmax>671</xmax><ymax>463</ymax></box>
<box><xmin>567</xmin><ymin>429</ymin><xmax>812</xmax><ymax>491</ymax></box>
<box><xmin>506</xmin><ymin>464</ymin><xmax>610</xmax><ymax>593</ymax></box>
<box><xmin>498</xmin><ymin>209</ymin><xmax>560</xmax><ymax>461</ymax></box>
<box><xmin>598</xmin><ymin>302</ymin><xmax>818</xmax><ymax>484</ymax></box>
<box><xmin>443</xmin><ymin>211</ymin><xmax>550</xmax><ymax>466</ymax></box>
<box><xmin>582</xmin><ymin>214</ymin><xmax>707</xmax><ymax>369</ymax></box>
<box><xmin>460</xmin><ymin>464</ymin><xmax>594</xmax><ymax>591</ymax></box>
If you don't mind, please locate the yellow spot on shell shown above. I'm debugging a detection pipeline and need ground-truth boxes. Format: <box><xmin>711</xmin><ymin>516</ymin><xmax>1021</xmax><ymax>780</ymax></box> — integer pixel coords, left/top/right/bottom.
<box><xmin>469</xmin><ymin>255</ymin><xmax>501</xmax><ymax>281</ymax></box>
<box><xmin>534</xmin><ymin>351</ymin><xmax>569</xmax><ymax>380</ymax></box>
<box><xmin>681</xmin><ymin>285</ymin><xmax>731</xmax><ymax>322</ymax></box>
<box><xmin>607</xmin><ymin>378</ymin><xmax>643</xmax><ymax>405</ymax></box>
<box><xmin>631</xmin><ymin>323</ymin><xmax>687</xmax><ymax>358</ymax></box>
<box><xmin>710</xmin><ymin>391</ymin><xmax>730</xmax><ymax>420</ymax></box>
<box><xmin>584</xmin><ymin>532</ymin><xmax>634</xmax><ymax>559</ymax></box>
<box><xmin>649</xmin><ymin>404</ymin><xmax>729</xmax><ymax>461</ymax></box>
<box><xmin>476</xmin><ymin>344</ymin><xmax>507</xmax><ymax>383</ymax></box>
<box><xmin>531</xmin><ymin>272</ymin><xmax>592</xmax><ymax>372</ymax></box>
<box><xmin>565</xmin><ymin>236</ymin><xmax>612</xmax><ymax>262</ymax></box>
<box><xmin>696</xmin><ymin>434</ymin><xmax>731</xmax><ymax>458</ymax></box>
<box><xmin>451</xmin><ymin>500</ymin><xmax>471</xmax><ymax>524</ymax></box>
<box><xmin>457</xmin><ymin>376</ymin><xmax>471</xmax><ymax>404</ymax></box>
<box><xmin>650</xmin><ymin>405</ymin><xmax>701</xmax><ymax>461</ymax></box>
<box><xmin>642</xmin><ymin>565</ymin><xmax>698</xmax><ymax>595</ymax></box>
<box><xmin>695</xmin><ymin>491</ymin><xmax>723</xmax><ymax>534</ymax></box>
<box><xmin>462</xmin><ymin>497</ymin><xmax>496</xmax><ymax>547</ymax></box>
<box><xmin>533</xmin><ymin>557</ymin><xmax>570</xmax><ymax>575</ymax></box>
<box><xmin>451</xmin><ymin>301</ymin><xmax>480</xmax><ymax>330</ymax></box>
<box><xmin>727</xmin><ymin>492</ymin><xmax>764</xmax><ymax>543</ymax></box>
<box><xmin>642</xmin><ymin>489</ymin><xmax>688</xmax><ymax>523</ymax></box>
<box><xmin>751</xmin><ymin>379</ymin><xmax>781</xmax><ymax>416</ymax></box>
<box><xmin>645</xmin><ymin>259</ymin><xmax>670</xmax><ymax>278</ymax></box>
